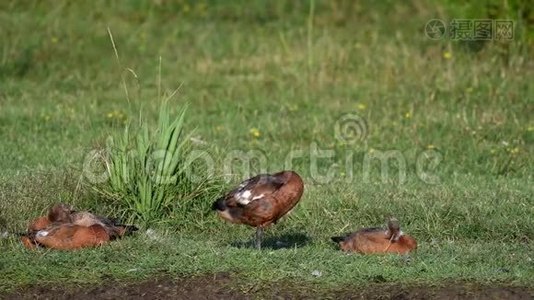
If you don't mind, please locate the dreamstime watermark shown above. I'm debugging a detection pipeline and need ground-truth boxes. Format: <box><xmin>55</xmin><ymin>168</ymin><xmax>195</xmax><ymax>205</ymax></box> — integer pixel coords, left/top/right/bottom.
<box><xmin>425</xmin><ymin>19</ymin><xmax>514</xmax><ymax>41</ymax></box>
<box><xmin>82</xmin><ymin>113</ymin><xmax>443</xmax><ymax>186</ymax></box>
<box><xmin>334</xmin><ymin>113</ymin><xmax>368</xmax><ymax>144</ymax></box>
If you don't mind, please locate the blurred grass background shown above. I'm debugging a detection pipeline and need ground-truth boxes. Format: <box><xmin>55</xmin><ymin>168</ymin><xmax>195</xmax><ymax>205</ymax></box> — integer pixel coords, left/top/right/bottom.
<box><xmin>0</xmin><ymin>0</ymin><xmax>533</xmax><ymax>291</ymax></box>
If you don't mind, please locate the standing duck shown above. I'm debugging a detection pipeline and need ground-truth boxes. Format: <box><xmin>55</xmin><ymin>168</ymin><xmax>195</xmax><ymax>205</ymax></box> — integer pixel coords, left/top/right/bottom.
<box><xmin>331</xmin><ymin>218</ymin><xmax>417</xmax><ymax>254</ymax></box>
<box><xmin>212</xmin><ymin>170</ymin><xmax>304</xmax><ymax>249</ymax></box>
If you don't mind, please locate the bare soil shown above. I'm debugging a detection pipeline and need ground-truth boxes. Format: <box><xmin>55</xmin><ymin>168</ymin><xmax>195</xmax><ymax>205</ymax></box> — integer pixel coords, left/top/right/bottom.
<box><xmin>2</xmin><ymin>273</ymin><xmax>533</xmax><ymax>300</ymax></box>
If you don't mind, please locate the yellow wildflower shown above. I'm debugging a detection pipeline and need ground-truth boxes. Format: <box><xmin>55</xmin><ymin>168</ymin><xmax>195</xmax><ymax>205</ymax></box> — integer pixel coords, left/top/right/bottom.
<box><xmin>357</xmin><ymin>103</ymin><xmax>367</xmax><ymax>111</ymax></box>
<box><xmin>404</xmin><ymin>112</ymin><xmax>412</xmax><ymax>119</ymax></box>
<box><xmin>287</xmin><ymin>104</ymin><xmax>298</xmax><ymax>112</ymax></box>
<box><xmin>249</xmin><ymin>128</ymin><xmax>261</xmax><ymax>138</ymax></box>
<box><xmin>443</xmin><ymin>51</ymin><xmax>452</xmax><ymax>59</ymax></box>
<box><xmin>509</xmin><ymin>147</ymin><xmax>520</xmax><ymax>155</ymax></box>
<box><xmin>106</xmin><ymin>110</ymin><xmax>127</xmax><ymax>122</ymax></box>
<box><xmin>426</xmin><ymin>144</ymin><xmax>436</xmax><ymax>150</ymax></box>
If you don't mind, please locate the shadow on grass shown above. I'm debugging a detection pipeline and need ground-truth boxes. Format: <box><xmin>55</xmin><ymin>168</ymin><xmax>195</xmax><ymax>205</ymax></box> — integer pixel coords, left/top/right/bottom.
<box><xmin>230</xmin><ymin>232</ymin><xmax>311</xmax><ymax>250</ymax></box>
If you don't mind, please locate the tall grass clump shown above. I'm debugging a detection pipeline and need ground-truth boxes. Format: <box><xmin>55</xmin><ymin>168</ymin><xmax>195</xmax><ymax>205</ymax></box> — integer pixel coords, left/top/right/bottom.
<box><xmin>93</xmin><ymin>103</ymin><xmax>215</xmax><ymax>226</ymax></box>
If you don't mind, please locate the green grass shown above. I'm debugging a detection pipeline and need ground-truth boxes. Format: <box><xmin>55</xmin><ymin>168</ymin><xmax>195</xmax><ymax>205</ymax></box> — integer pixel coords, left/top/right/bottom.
<box><xmin>91</xmin><ymin>103</ymin><xmax>220</xmax><ymax>226</ymax></box>
<box><xmin>1</xmin><ymin>0</ymin><xmax>533</xmax><ymax>293</ymax></box>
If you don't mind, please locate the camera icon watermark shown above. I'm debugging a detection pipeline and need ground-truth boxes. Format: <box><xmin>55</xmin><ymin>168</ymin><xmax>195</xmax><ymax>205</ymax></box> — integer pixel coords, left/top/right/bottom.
<box><xmin>425</xmin><ymin>19</ymin><xmax>447</xmax><ymax>40</ymax></box>
<box><xmin>425</xmin><ymin>19</ymin><xmax>514</xmax><ymax>41</ymax></box>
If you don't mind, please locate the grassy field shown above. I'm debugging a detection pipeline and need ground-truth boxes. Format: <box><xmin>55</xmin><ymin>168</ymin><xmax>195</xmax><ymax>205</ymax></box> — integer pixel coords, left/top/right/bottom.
<box><xmin>1</xmin><ymin>0</ymin><xmax>533</xmax><ymax>295</ymax></box>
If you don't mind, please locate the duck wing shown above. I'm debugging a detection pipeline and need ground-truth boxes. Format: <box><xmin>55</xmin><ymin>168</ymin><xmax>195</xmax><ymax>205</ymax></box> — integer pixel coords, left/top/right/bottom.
<box><xmin>70</xmin><ymin>211</ymin><xmax>115</xmax><ymax>229</ymax></box>
<box><xmin>226</xmin><ymin>173</ymin><xmax>286</xmax><ymax>206</ymax></box>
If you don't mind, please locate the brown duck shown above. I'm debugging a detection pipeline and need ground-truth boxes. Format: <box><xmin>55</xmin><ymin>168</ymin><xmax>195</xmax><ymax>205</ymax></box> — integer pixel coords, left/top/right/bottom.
<box><xmin>22</xmin><ymin>203</ymin><xmax>137</xmax><ymax>250</ymax></box>
<box><xmin>212</xmin><ymin>170</ymin><xmax>304</xmax><ymax>249</ymax></box>
<box><xmin>331</xmin><ymin>218</ymin><xmax>417</xmax><ymax>254</ymax></box>
<box><xmin>46</xmin><ymin>203</ymin><xmax>134</xmax><ymax>238</ymax></box>
<box><xmin>23</xmin><ymin>223</ymin><xmax>111</xmax><ymax>250</ymax></box>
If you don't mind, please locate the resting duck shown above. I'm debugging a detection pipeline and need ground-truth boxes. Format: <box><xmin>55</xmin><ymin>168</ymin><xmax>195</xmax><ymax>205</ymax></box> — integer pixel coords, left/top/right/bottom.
<box><xmin>47</xmin><ymin>203</ymin><xmax>132</xmax><ymax>238</ymax></box>
<box><xmin>331</xmin><ymin>218</ymin><xmax>417</xmax><ymax>254</ymax></box>
<box><xmin>23</xmin><ymin>224</ymin><xmax>110</xmax><ymax>250</ymax></box>
<box><xmin>22</xmin><ymin>203</ymin><xmax>137</xmax><ymax>250</ymax></box>
<box><xmin>212</xmin><ymin>170</ymin><xmax>304</xmax><ymax>249</ymax></box>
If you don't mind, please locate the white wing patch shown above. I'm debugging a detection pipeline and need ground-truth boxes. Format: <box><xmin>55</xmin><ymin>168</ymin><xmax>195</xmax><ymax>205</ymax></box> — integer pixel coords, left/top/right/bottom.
<box><xmin>252</xmin><ymin>193</ymin><xmax>265</xmax><ymax>200</ymax></box>
<box><xmin>393</xmin><ymin>231</ymin><xmax>403</xmax><ymax>241</ymax></box>
<box><xmin>36</xmin><ymin>230</ymin><xmax>49</xmax><ymax>237</ymax></box>
<box><xmin>236</xmin><ymin>190</ymin><xmax>265</xmax><ymax>205</ymax></box>
<box><xmin>241</xmin><ymin>190</ymin><xmax>251</xmax><ymax>199</ymax></box>
<box><xmin>235</xmin><ymin>189</ymin><xmax>252</xmax><ymax>205</ymax></box>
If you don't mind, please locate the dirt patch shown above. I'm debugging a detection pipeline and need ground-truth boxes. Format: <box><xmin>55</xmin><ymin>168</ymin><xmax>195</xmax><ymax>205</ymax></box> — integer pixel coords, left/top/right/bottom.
<box><xmin>346</xmin><ymin>284</ymin><xmax>534</xmax><ymax>300</ymax></box>
<box><xmin>2</xmin><ymin>273</ymin><xmax>533</xmax><ymax>300</ymax></box>
<box><xmin>1</xmin><ymin>273</ymin><xmax>240</xmax><ymax>300</ymax></box>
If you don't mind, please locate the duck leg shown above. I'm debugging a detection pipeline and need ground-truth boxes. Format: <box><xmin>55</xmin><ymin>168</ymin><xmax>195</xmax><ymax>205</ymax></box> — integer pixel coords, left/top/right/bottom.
<box><xmin>255</xmin><ymin>227</ymin><xmax>263</xmax><ymax>250</ymax></box>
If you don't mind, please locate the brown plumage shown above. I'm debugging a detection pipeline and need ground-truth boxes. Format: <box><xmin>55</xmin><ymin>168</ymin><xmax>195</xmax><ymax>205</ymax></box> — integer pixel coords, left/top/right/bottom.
<box><xmin>27</xmin><ymin>216</ymin><xmax>51</xmax><ymax>232</ymax></box>
<box><xmin>46</xmin><ymin>203</ymin><xmax>130</xmax><ymax>238</ymax></box>
<box><xmin>20</xmin><ymin>235</ymin><xmax>37</xmax><ymax>250</ymax></box>
<box><xmin>331</xmin><ymin>218</ymin><xmax>417</xmax><ymax>255</ymax></box>
<box><xmin>32</xmin><ymin>224</ymin><xmax>110</xmax><ymax>250</ymax></box>
<box><xmin>22</xmin><ymin>203</ymin><xmax>137</xmax><ymax>250</ymax></box>
<box><xmin>212</xmin><ymin>170</ymin><xmax>304</xmax><ymax>249</ymax></box>
<box><xmin>47</xmin><ymin>203</ymin><xmax>74</xmax><ymax>223</ymax></box>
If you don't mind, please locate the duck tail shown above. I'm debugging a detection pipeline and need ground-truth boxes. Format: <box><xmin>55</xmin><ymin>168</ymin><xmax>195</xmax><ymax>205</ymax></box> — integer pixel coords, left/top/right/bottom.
<box><xmin>113</xmin><ymin>225</ymin><xmax>139</xmax><ymax>238</ymax></box>
<box><xmin>331</xmin><ymin>236</ymin><xmax>346</xmax><ymax>243</ymax></box>
<box><xmin>123</xmin><ymin>225</ymin><xmax>139</xmax><ymax>234</ymax></box>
